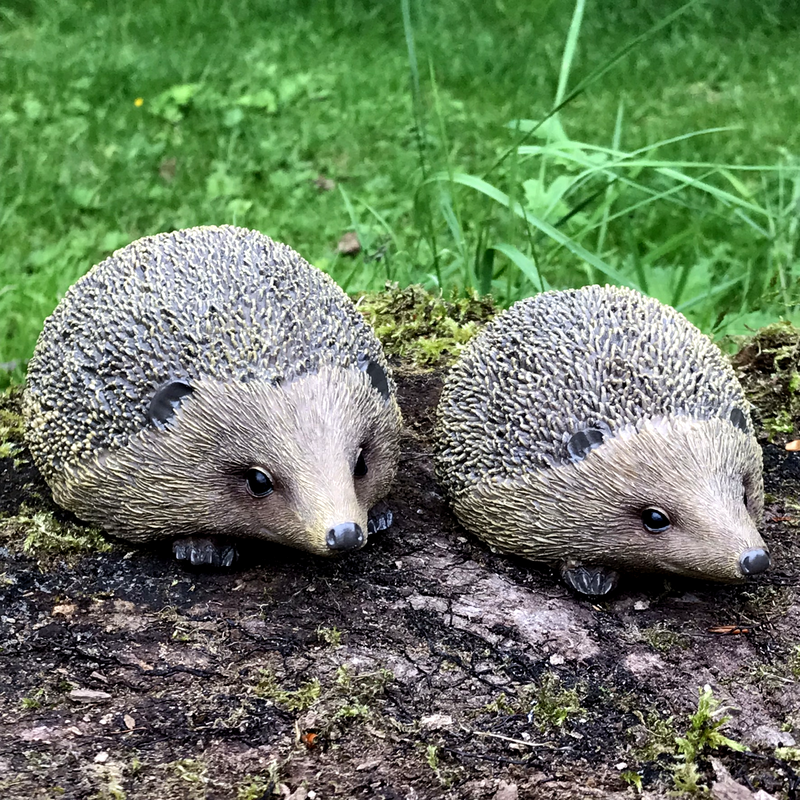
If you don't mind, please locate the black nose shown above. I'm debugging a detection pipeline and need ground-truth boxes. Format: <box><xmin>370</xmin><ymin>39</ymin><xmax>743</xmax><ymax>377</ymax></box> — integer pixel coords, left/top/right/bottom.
<box><xmin>326</xmin><ymin>522</ymin><xmax>364</xmax><ymax>552</ymax></box>
<box><xmin>739</xmin><ymin>548</ymin><xmax>770</xmax><ymax>575</ymax></box>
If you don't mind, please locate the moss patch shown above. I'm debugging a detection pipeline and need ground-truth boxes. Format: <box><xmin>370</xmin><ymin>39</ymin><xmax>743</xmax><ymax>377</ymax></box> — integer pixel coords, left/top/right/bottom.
<box><xmin>629</xmin><ymin>689</ymin><xmax>747</xmax><ymax>794</ymax></box>
<box><xmin>236</xmin><ymin>767</ymin><xmax>281</xmax><ymax>800</ymax></box>
<box><xmin>357</xmin><ymin>283</ymin><xmax>496</xmax><ymax>368</ymax></box>
<box><xmin>640</xmin><ymin>622</ymin><xmax>691</xmax><ymax>653</ymax></box>
<box><xmin>731</xmin><ymin>321</ymin><xmax>800</xmax><ymax>441</ymax></box>
<box><xmin>0</xmin><ymin>386</ymin><xmax>25</xmax><ymax>459</ymax></box>
<box><xmin>0</xmin><ymin>505</ymin><xmax>111</xmax><ymax>562</ymax></box>
<box><xmin>252</xmin><ymin>664</ymin><xmax>394</xmax><ymax>731</ymax></box>
<box><xmin>0</xmin><ymin>386</ymin><xmax>114</xmax><ymax>560</ymax></box>
<box><xmin>253</xmin><ymin>670</ymin><xmax>321</xmax><ymax>712</ymax></box>
<box><xmin>483</xmin><ymin>672</ymin><xmax>586</xmax><ymax>731</ymax></box>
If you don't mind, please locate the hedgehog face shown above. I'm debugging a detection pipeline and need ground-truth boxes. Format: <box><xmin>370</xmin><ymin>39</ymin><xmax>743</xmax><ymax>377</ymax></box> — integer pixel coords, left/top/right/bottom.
<box><xmin>53</xmin><ymin>367</ymin><xmax>401</xmax><ymax>555</ymax></box>
<box><xmin>452</xmin><ymin>417</ymin><xmax>767</xmax><ymax>583</ymax></box>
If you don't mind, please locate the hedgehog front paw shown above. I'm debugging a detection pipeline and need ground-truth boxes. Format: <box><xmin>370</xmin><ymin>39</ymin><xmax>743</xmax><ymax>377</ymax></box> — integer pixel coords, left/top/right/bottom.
<box><xmin>173</xmin><ymin>536</ymin><xmax>238</xmax><ymax>568</ymax></box>
<box><xmin>560</xmin><ymin>560</ymin><xmax>619</xmax><ymax>596</ymax></box>
<box><xmin>367</xmin><ymin>503</ymin><xmax>393</xmax><ymax>535</ymax></box>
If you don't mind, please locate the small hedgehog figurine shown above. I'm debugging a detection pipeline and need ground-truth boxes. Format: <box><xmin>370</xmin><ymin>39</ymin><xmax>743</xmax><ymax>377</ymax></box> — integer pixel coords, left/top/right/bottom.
<box><xmin>24</xmin><ymin>226</ymin><xmax>402</xmax><ymax>566</ymax></box>
<box><xmin>435</xmin><ymin>285</ymin><xmax>769</xmax><ymax>595</ymax></box>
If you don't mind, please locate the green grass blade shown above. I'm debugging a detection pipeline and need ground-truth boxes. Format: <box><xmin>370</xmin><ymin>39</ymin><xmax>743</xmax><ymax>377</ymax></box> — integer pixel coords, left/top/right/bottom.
<box><xmin>554</xmin><ymin>0</ymin><xmax>586</xmax><ymax>108</ymax></box>
<box><xmin>561</xmin><ymin>0</ymin><xmax>700</xmax><ymax>108</ymax></box>
<box><xmin>639</xmin><ymin>227</ymin><xmax>700</xmax><ymax>269</ymax></box>
<box><xmin>433</xmin><ymin>171</ymin><xmax>640</xmax><ymax>289</ymax></box>
<box><xmin>676</xmin><ymin>275</ymin><xmax>745</xmax><ymax>313</ymax></box>
<box><xmin>654</xmin><ymin>166</ymin><xmax>769</xmax><ymax>217</ymax></box>
<box><xmin>401</xmin><ymin>0</ymin><xmax>422</xmax><ymax>126</ymax></box>
<box><xmin>515</xmin><ymin>138</ymin><xmax>775</xmax><ymax>226</ymax></box>
<box><xmin>475</xmin><ymin>227</ymin><xmax>495</xmax><ymax>296</ymax></box>
<box><xmin>401</xmin><ymin>0</ymin><xmax>441</xmax><ymax>285</ymax></box>
<box><xmin>429</xmin><ymin>57</ymin><xmax>470</xmax><ymax>283</ymax></box>
<box><xmin>490</xmin><ymin>242</ymin><xmax>550</xmax><ymax>292</ymax></box>
<box><xmin>357</xmin><ymin>200</ymin><xmax>401</xmax><ymax>251</ymax></box>
<box><xmin>595</xmin><ymin>100</ymin><xmax>625</xmax><ymax>262</ymax></box>
<box><xmin>338</xmin><ymin>184</ymin><xmax>368</xmax><ymax>251</ymax></box>
<box><xmin>487</xmin><ymin>0</ymin><xmax>699</xmax><ymax>176</ymax></box>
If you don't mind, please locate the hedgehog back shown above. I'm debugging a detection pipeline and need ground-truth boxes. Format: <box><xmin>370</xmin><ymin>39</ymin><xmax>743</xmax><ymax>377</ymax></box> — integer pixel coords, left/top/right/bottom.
<box><xmin>25</xmin><ymin>225</ymin><xmax>385</xmax><ymax>476</ymax></box>
<box><xmin>436</xmin><ymin>285</ymin><xmax>748</xmax><ymax>493</ymax></box>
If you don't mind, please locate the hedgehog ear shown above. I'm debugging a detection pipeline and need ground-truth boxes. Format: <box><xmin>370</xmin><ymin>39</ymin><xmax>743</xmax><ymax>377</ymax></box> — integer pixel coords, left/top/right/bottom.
<box><xmin>358</xmin><ymin>355</ymin><xmax>390</xmax><ymax>402</ymax></box>
<box><xmin>730</xmin><ymin>407</ymin><xmax>748</xmax><ymax>432</ymax></box>
<box><xmin>148</xmin><ymin>381</ymin><xmax>195</xmax><ymax>428</ymax></box>
<box><xmin>567</xmin><ymin>428</ymin><xmax>605</xmax><ymax>462</ymax></box>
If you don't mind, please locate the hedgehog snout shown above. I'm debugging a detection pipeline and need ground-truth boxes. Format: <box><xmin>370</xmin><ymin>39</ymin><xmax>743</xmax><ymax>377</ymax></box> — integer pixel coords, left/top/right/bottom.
<box><xmin>739</xmin><ymin>547</ymin><xmax>770</xmax><ymax>576</ymax></box>
<box><xmin>326</xmin><ymin>522</ymin><xmax>365</xmax><ymax>552</ymax></box>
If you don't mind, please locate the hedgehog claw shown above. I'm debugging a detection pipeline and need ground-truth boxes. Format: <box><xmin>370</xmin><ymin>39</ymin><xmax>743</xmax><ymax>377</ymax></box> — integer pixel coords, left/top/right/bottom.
<box><xmin>560</xmin><ymin>561</ymin><xmax>619</xmax><ymax>596</ymax></box>
<box><xmin>173</xmin><ymin>537</ymin><xmax>238</xmax><ymax>568</ymax></box>
<box><xmin>367</xmin><ymin>505</ymin><xmax>393</xmax><ymax>535</ymax></box>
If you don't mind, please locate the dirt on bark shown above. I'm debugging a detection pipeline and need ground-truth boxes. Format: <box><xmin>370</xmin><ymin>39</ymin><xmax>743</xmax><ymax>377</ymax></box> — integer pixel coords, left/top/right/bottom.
<box><xmin>1</xmin><ymin>355</ymin><xmax>799</xmax><ymax>800</ymax></box>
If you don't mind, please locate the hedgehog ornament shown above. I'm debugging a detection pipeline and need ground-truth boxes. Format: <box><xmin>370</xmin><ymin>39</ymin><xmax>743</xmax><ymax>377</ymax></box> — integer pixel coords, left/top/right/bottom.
<box><xmin>434</xmin><ymin>285</ymin><xmax>769</xmax><ymax>595</ymax></box>
<box><xmin>24</xmin><ymin>226</ymin><xmax>401</xmax><ymax>566</ymax></box>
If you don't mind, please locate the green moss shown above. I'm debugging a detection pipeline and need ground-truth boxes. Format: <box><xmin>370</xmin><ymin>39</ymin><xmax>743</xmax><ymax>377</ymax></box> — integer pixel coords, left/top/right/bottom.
<box><xmin>732</xmin><ymin>322</ymin><xmax>800</xmax><ymax>441</ymax></box>
<box><xmin>316</xmin><ymin>625</ymin><xmax>343</xmax><ymax>647</ymax></box>
<box><xmin>641</xmin><ymin>623</ymin><xmax>690</xmax><ymax>653</ymax></box>
<box><xmin>532</xmin><ymin>672</ymin><xmax>585</xmax><ymax>729</ymax></box>
<box><xmin>764</xmin><ymin>409</ymin><xmax>795</xmax><ymax>440</ymax></box>
<box><xmin>419</xmin><ymin>741</ymin><xmax>458</xmax><ymax>788</ymax></box>
<box><xmin>251</xmin><ymin>663</ymin><xmax>393</xmax><ymax>738</ymax></box>
<box><xmin>332</xmin><ymin>665</ymin><xmax>393</xmax><ymax>722</ymax></box>
<box><xmin>483</xmin><ymin>672</ymin><xmax>585</xmax><ymax>730</ymax></box>
<box><xmin>164</xmin><ymin>759</ymin><xmax>207</xmax><ymax>800</ymax></box>
<box><xmin>21</xmin><ymin>688</ymin><xmax>45</xmax><ymax>710</ymax></box>
<box><xmin>425</xmin><ymin>744</ymin><xmax>439</xmax><ymax>771</ymax></box>
<box><xmin>0</xmin><ymin>505</ymin><xmax>111</xmax><ymax>561</ymax></box>
<box><xmin>789</xmin><ymin>646</ymin><xmax>800</xmax><ymax>678</ymax></box>
<box><xmin>775</xmin><ymin>746</ymin><xmax>800</xmax><ymax>763</ymax></box>
<box><xmin>237</xmin><ymin>764</ymin><xmax>281</xmax><ymax>800</ymax></box>
<box><xmin>676</xmin><ymin>686</ymin><xmax>746</xmax><ymax>761</ymax></box>
<box><xmin>482</xmin><ymin>692</ymin><xmax>515</xmax><ymax>715</ymax></box>
<box><xmin>741</xmin><ymin>585</ymin><xmax>795</xmax><ymax>620</ymax></box>
<box><xmin>672</xmin><ymin>687</ymin><xmax>746</xmax><ymax>793</ymax></box>
<box><xmin>0</xmin><ymin>386</ymin><xmax>25</xmax><ymax>458</ymax></box>
<box><xmin>253</xmin><ymin>670</ymin><xmax>321</xmax><ymax>712</ymax></box>
<box><xmin>90</xmin><ymin>760</ymin><xmax>127</xmax><ymax>800</ymax></box>
<box><xmin>357</xmin><ymin>283</ymin><xmax>496</xmax><ymax>367</ymax></box>
<box><xmin>170</xmin><ymin>759</ymin><xmax>206</xmax><ymax>782</ymax></box>
<box><xmin>620</xmin><ymin>770</ymin><xmax>643</xmax><ymax>793</ymax></box>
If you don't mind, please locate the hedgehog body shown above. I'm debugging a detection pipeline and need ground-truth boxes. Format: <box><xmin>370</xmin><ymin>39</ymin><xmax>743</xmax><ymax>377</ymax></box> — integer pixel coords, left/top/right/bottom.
<box><xmin>24</xmin><ymin>225</ymin><xmax>401</xmax><ymax>559</ymax></box>
<box><xmin>434</xmin><ymin>285</ymin><xmax>768</xmax><ymax>594</ymax></box>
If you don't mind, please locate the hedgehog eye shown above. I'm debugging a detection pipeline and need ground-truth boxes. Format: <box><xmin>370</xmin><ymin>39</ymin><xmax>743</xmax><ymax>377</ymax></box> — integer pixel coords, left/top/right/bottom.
<box><xmin>641</xmin><ymin>507</ymin><xmax>671</xmax><ymax>533</ymax></box>
<box><xmin>354</xmin><ymin>450</ymin><xmax>368</xmax><ymax>478</ymax></box>
<box><xmin>245</xmin><ymin>468</ymin><xmax>274</xmax><ymax>497</ymax></box>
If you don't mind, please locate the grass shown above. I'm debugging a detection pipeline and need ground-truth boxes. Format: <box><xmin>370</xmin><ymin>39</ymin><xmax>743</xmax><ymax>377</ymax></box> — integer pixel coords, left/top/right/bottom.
<box><xmin>1</xmin><ymin>0</ymin><xmax>799</xmax><ymax>385</ymax></box>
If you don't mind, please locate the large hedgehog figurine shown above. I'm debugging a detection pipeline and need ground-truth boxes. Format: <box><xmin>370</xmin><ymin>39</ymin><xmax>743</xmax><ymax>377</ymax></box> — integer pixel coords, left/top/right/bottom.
<box><xmin>24</xmin><ymin>225</ymin><xmax>402</xmax><ymax>566</ymax></box>
<box><xmin>435</xmin><ymin>285</ymin><xmax>769</xmax><ymax>595</ymax></box>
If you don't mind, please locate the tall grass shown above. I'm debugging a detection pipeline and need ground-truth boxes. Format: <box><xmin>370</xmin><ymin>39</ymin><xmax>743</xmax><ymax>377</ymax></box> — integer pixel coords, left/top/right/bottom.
<box><xmin>410</xmin><ymin>0</ymin><xmax>800</xmax><ymax>334</ymax></box>
<box><xmin>0</xmin><ymin>0</ymin><xmax>799</xmax><ymax>386</ymax></box>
